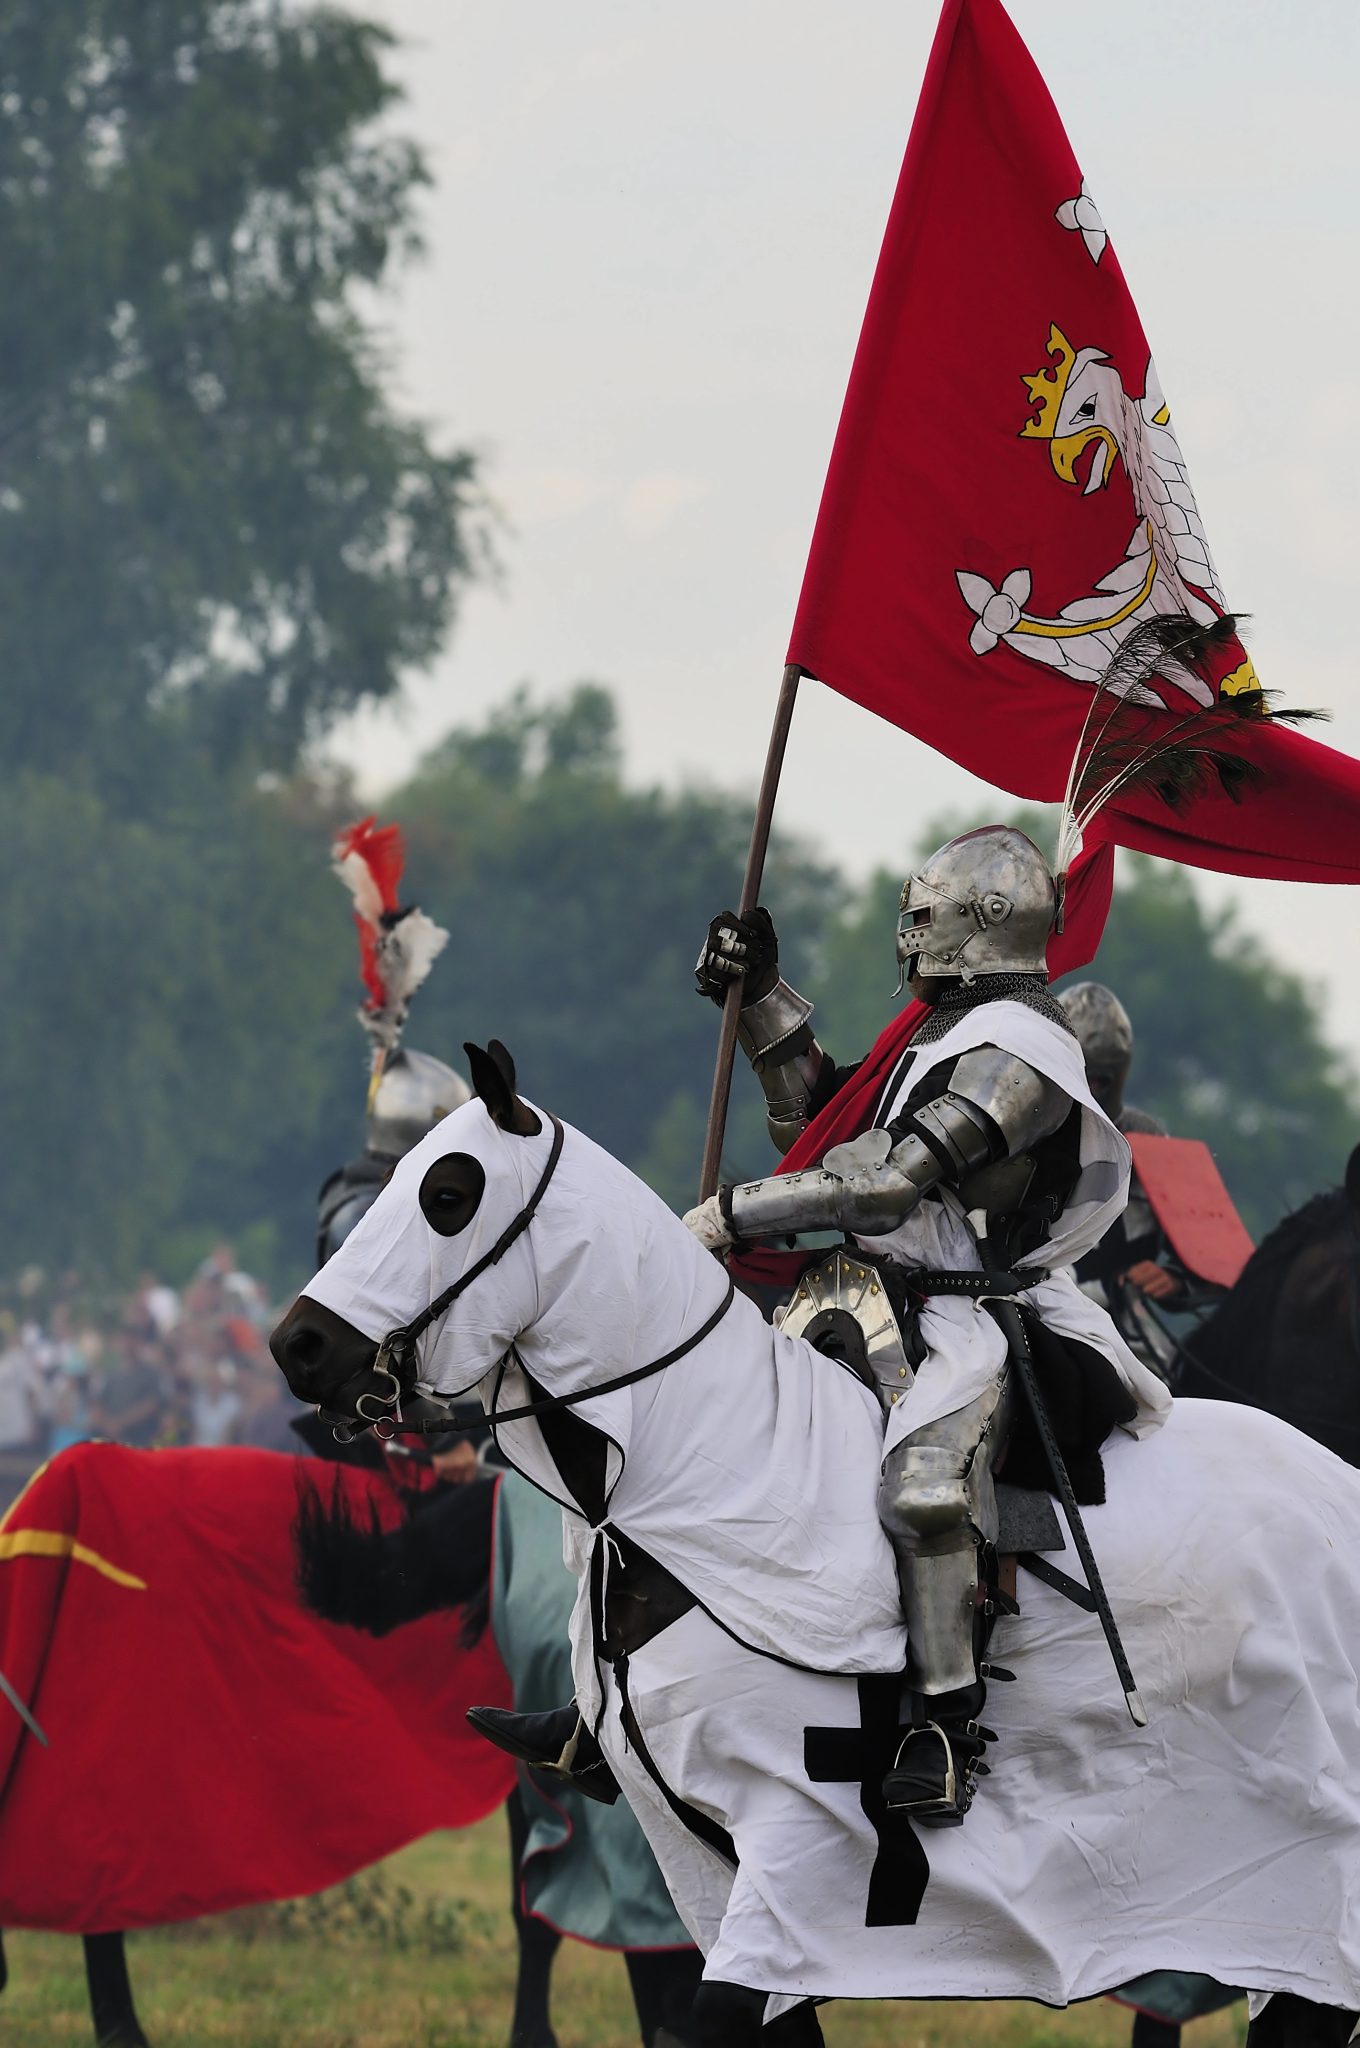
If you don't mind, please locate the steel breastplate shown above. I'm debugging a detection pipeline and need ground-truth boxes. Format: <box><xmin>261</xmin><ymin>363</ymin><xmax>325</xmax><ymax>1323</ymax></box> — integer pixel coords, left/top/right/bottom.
<box><xmin>776</xmin><ymin>1248</ymin><xmax>915</xmax><ymax>1410</ymax></box>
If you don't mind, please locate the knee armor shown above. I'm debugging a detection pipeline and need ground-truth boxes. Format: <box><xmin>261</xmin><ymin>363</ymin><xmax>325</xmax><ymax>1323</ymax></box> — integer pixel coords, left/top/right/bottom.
<box><xmin>879</xmin><ymin>1372</ymin><xmax>1014</xmax><ymax>1696</ymax></box>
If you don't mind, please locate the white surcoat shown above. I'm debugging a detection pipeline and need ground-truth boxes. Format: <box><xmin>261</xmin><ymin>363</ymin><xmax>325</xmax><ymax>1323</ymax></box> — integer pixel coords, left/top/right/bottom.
<box><xmin>858</xmin><ymin>999</ymin><xmax>1171</xmax><ymax>1453</ymax></box>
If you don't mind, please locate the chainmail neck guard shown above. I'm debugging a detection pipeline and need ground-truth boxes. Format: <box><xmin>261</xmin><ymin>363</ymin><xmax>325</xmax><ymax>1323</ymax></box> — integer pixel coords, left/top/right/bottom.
<box><xmin>911</xmin><ymin>972</ymin><xmax>1077</xmax><ymax>1046</ymax></box>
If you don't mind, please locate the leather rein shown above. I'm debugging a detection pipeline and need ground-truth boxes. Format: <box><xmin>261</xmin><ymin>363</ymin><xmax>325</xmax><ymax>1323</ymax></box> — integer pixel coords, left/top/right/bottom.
<box><xmin>333</xmin><ymin>1110</ymin><xmax>734</xmax><ymax>1439</ymax></box>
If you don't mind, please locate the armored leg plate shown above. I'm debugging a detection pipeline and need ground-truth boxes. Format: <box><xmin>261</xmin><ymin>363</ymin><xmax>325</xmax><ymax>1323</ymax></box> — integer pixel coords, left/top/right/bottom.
<box><xmin>893</xmin><ymin>1542</ymin><xmax>983</xmax><ymax>1696</ymax></box>
<box><xmin>879</xmin><ymin>1370</ymin><xmax>1015</xmax><ymax>1698</ymax></box>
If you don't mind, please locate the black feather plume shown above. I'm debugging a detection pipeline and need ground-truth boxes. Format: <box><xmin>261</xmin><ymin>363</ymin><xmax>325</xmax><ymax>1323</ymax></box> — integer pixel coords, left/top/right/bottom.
<box><xmin>1054</xmin><ymin>613</ymin><xmax>1326</xmax><ymax>879</ymax></box>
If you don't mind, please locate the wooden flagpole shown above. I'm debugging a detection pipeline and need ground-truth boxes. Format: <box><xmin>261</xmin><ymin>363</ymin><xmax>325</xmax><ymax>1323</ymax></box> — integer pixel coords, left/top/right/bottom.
<box><xmin>697</xmin><ymin>662</ymin><xmax>803</xmax><ymax>1202</ymax></box>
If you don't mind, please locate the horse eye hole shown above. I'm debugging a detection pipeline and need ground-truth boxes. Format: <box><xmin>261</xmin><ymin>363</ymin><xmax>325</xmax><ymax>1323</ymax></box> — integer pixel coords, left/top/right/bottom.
<box><xmin>418</xmin><ymin>1153</ymin><xmax>486</xmax><ymax>1237</ymax></box>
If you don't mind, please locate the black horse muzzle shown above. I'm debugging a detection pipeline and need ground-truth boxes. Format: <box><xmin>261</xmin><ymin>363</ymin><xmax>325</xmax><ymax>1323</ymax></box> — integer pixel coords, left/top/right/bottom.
<box><xmin>270</xmin><ymin>1297</ymin><xmax>384</xmax><ymax>1419</ymax></box>
<box><xmin>273</xmin><ymin>1110</ymin><xmax>569</xmax><ymax>1440</ymax></box>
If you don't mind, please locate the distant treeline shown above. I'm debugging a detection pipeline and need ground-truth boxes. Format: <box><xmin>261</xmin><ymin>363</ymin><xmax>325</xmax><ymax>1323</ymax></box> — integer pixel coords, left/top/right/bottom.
<box><xmin>2</xmin><ymin>682</ymin><xmax>1353</xmax><ymax>1295</ymax></box>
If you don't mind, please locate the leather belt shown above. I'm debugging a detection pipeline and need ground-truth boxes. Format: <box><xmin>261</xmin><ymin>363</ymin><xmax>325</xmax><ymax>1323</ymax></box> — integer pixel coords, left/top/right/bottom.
<box><xmin>898</xmin><ymin>1266</ymin><xmax>1049</xmax><ymax>1297</ymax></box>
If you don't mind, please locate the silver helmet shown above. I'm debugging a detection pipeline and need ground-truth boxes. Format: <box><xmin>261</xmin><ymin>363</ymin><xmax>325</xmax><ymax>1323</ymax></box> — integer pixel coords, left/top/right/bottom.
<box><xmin>366</xmin><ymin>1047</ymin><xmax>472</xmax><ymax>1161</ymax></box>
<box><xmin>896</xmin><ymin>826</ymin><xmax>1057</xmax><ymax>985</ymax></box>
<box><xmin>1057</xmin><ymin>982</ymin><xmax>1133</xmax><ymax>1120</ymax></box>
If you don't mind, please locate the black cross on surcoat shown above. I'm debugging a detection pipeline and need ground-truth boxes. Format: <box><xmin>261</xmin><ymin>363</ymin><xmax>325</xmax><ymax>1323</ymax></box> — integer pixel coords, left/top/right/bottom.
<box><xmin>804</xmin><ymin>1673</ymin><xmax>931</xmax><ymax>1927</ymax></box>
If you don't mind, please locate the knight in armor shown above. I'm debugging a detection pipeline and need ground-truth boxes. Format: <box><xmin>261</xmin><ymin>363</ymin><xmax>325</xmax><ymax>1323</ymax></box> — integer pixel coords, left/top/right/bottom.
<box><xmin>479</xmin><ymin>825</ymin><xmax>1167</xmax><ymax>1827</ymax></box>
<box><xmin>307</xmin><ymin>1050</ymin><xmax>492</xmax><ymax>1476</ymax></box>
<box><xmin>685</xmin><ymin>826</ymin><xmax>1167</xmax><ymax>1826</ymax></box>
<box><xmin>307</xmin><ymin>816</ymin><xmax>488</xmax><ymax>1475</ymax></box>
<box><xmin>320</xmin><ymin>814</ymin><xmax>473</xmax><ymax>1263</ymax></box>
<box><xmin>1057</xmin><ymin>983</ymin><xmax>1221</xmax><ymax>1378</ymax></box>
<box><xmin>317</xmin><ymin>1047</ymin><xmax>472</xmax><ymax>1264</ymax></box>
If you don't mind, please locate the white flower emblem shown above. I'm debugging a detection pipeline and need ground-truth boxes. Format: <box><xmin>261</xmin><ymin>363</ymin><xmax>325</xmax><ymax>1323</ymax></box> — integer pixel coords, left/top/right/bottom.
<box><xmin>1055</xmin><ymin>180</ymin><xmax>1107</xmax><ymax>264</ymax></box>
<box><xmin>955</xmin><ymin>568</ymin><xmax>1032</xmax><ymax>654</ymax></box>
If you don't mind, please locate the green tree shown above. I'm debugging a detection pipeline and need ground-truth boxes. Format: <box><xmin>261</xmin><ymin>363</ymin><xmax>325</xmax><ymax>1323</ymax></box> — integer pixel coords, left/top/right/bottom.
<box><xmin>0</xmin><ymin>0</ymin><xmax>484</xmax><ymax>794</ymax></box>
<box><xmin>0</xmin><ymin>684</ymin><xmax>842</xmax><ymax>1288</ymax></box>
<box><xmin>389</xmin><ymin>685</ymin><xmax>841</xmax><ymax>1211</ymax></box>
<box><xmin>0</xmin><ymin>759</ymin><xmax>359</xmax><ymax>1282</ymax></box>
<box><xmin>6</xmin><ymin>688</ymin><xmax>1351</xmax><ymax>1291</ymax></box>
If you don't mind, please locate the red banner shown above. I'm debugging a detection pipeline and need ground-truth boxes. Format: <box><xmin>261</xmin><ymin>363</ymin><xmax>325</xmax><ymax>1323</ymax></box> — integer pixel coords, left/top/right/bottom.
<box><xmin>789</xmin><ymin>0</ymin><xmax>1360</xmax><ymax>885</ymax></box>
<box><xmin>0</xmin><ymin>1444</ymin><xmax>513</xmax><ymax>1932</ymax></box>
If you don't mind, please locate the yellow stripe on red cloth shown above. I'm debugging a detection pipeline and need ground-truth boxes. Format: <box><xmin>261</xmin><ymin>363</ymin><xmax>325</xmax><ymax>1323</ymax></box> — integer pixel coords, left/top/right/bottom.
<box><xmin>0</xmin><ymin>1528</ymin><xmax>146</xmax><ymax>1590</ymax></box>
<box><xmin>0</xmin><ymin>1459</ymin><xmax>51</xmax><ymax>1534</ymax></box>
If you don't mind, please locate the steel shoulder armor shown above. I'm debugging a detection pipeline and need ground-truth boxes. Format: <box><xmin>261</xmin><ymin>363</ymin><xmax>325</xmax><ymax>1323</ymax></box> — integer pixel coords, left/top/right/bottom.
<box><xmin>725</xmin><ymin>1045</ymin><xmax>1070</xmax><ymax>1241</ymax></box>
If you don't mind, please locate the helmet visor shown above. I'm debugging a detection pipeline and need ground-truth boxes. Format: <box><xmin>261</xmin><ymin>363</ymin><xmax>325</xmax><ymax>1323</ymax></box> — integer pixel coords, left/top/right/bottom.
<box><xmin>895</xmin><ymin>896</ymin><xmax>934</xmax><ymax>967</ymax></box>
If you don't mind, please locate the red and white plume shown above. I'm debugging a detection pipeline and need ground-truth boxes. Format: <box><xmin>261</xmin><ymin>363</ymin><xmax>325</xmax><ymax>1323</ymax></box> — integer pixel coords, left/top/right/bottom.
<box><xmin>332</xmin><ymin>816</ymin><xmax>449</xmax><ymax>1074</ymax></box>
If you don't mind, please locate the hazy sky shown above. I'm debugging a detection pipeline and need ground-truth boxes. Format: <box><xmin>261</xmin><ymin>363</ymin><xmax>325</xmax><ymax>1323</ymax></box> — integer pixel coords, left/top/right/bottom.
<box><xmin>337</xmin><ymin>0</ymin><xmax>1360</xmax><ymax>1069</ymax></box>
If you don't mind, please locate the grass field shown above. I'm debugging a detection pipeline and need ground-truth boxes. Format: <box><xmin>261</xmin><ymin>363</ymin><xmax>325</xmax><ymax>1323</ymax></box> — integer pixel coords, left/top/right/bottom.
<box><xmin>0</xmin><ymin>1816</ymin><xmax>1250</xmax><ymax>2048</ymax></box>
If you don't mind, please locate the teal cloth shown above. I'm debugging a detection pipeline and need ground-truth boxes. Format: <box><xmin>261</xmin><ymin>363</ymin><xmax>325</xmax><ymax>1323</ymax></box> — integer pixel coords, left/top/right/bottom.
<box><xmin>490</xmin><ymin>1472</ymin><xmax>692</xmax><ymax>1949</ymax></box>
<box><xmin>1111</xmin><ymin>1973</ymin><xmax>1242</xmax><ymax>2024</ymax></box>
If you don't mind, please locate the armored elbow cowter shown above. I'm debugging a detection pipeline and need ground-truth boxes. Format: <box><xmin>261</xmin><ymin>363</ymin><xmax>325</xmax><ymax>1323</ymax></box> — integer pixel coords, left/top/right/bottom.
<box><xmin>726</xmin><ymin>1116</ymin><xmax>977</xmax><ymax>1241</ymax></box>
<box><xmin>735</xmin><ymin>979</ymin><xmax>822</xmax><ymax>1154</ymax></box>
<box><xmin>724</xmin><ymin>1045</ymin><xmax>1070</xmax><ymax>1243</ymax></box>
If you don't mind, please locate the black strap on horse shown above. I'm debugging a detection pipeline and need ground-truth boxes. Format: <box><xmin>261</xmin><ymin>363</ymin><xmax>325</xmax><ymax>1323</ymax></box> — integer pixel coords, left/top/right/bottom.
<box><xmin>962</xmin><ymin>1223</ymin><xmax>1147</xmax><ymax>1729</ymax></box>
<box><xmin>342</xmin><ymin>1104</ymin><xmax>736</xmax><ymax>1438</ymax></box>
<box><xmin>485</xmin><ymin>1277</ymin><xmax>736</xmax><ymax>1428</ymax></box>
<box><xmin>347</xmin><ymin>1112</ymin><xmax>567</xmax><ymax>1427</ymax></box>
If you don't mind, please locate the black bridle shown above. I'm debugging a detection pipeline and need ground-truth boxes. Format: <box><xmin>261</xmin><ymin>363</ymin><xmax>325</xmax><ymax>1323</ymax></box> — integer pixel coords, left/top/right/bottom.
<box><xmin>332</xmin><ymin>1109</ymin><xmax>734</xmax><ymax>1439</ymax></box>
<box><xmin>333</xmin><ymin>1112</ymin><xmax>567</xmax><ymax>1437</ymax></box>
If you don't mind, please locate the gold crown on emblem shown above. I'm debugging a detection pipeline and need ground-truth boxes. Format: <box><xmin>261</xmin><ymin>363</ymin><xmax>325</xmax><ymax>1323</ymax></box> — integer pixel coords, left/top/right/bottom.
<box><xmin>1019</xmin><ymin>322</ymin><xmax>1077</xmax><ymax>441</ymax></box>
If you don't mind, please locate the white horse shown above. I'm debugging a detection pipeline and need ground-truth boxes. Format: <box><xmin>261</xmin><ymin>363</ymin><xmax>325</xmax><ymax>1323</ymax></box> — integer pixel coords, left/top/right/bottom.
<box><xmin>272</xmin><ymin>1044</ymin><xmax>1360</xmax><ymax>2048</ymax></box>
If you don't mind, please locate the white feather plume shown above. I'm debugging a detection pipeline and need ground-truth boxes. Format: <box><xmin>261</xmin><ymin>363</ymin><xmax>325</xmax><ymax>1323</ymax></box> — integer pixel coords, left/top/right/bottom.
<box><xmin>333</xmin><ymin>844</ymin><xmax>387</xmax><ymax>930</ymax></box>
<box><xmin>360</xmin><ymin>907</ymin><xmax>450</xmax><ymax>1058</ymax></box>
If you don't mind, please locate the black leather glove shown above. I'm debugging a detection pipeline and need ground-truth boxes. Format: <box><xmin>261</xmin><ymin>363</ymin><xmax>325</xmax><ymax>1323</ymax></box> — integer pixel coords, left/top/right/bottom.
<box><xmin>694</xmin><ymin>907</ymin><xmax>780</xmax><ymax>1006</ymax></box>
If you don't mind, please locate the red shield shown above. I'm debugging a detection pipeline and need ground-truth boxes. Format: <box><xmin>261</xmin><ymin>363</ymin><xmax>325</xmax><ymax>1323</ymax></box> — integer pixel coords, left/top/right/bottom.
<box><xmin>1127</xmin><ymin>1134</ymin><xmax>1254</xmax><ymax>1289</ymax></box>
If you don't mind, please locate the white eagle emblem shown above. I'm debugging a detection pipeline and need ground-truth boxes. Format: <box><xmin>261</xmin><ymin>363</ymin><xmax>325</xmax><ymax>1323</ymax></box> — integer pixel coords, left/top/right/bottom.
<box><xmin>956</xmin><ymin>320</ymin><xmax>1259</xmax><ymax>709</ymax></box>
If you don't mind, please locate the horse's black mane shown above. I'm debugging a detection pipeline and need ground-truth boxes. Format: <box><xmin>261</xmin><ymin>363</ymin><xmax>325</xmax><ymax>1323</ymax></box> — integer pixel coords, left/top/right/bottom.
<box><xmin>1188</xmin><ymin>1184</ymin><xmax>1346</xmax><ymax>1388</ymax></box>
<box><xmin>1239</xmin><ymin>1186</ymin><xmax>1347</xmax><ymax>1284</ymax></box>
<box><xmin>294</xmin><ymin>1472</ymin><xmax>493</xmax><ymax>1648</ymax></box>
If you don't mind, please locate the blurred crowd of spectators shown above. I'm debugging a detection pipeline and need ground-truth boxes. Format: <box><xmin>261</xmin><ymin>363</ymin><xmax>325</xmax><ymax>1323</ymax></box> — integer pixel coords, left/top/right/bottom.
<box><xmin>0</xmin><ymin>1245</ymin><xmax>305</xmax><ymax>1494</ymax></box>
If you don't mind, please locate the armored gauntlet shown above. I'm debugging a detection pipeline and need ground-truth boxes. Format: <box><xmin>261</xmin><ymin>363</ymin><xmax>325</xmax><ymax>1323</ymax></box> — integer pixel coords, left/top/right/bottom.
<box><xmin>694</xmin><ymin>907</ymin><xmax>824</xmax><ymax>1153</ymax></box>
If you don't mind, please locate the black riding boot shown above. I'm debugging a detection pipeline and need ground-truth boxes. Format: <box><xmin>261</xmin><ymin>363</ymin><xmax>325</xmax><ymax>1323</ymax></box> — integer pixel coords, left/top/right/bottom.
<box><xmin>466</xmin><ymin>1703</ymin><xmax>621</xmax><ymax>1805</ymax></box>
<box><xmin>882</xmin><ymin>1680</ymin><xmax>993</xmax><ymax>1827</ymax></box>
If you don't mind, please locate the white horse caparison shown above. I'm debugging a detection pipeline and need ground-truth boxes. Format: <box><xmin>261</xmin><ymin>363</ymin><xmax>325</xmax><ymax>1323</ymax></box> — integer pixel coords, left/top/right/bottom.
<box><xmin>272</xmin><ymin>1047</ymin><xmax>1360</xmax><ymax>2048</ymax></box>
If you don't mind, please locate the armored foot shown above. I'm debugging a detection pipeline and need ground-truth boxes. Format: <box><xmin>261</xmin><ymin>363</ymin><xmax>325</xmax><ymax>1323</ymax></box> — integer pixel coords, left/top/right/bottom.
<box><xmin>882</xmin><ymin>1681</ymin><xmax>993</xmax><ymax>1827</ymax></box>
